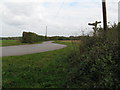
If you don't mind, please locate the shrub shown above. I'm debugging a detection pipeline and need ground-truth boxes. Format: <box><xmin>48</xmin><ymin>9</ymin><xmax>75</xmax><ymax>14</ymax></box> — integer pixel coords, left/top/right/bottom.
<box><xmin>22</xmin><ymin>32</ymin><xmax>45</xmax><ymax>43</ymax></box>
<box><xmin>65</xmin><ymin>23</ymin><xmax>120</xmax><ymax>88</ymax></box>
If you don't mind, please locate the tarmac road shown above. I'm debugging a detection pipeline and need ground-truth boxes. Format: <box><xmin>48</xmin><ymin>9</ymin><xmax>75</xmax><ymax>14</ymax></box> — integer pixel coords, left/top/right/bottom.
<box><xmin>1</xmin><ymin>41</ymin><xmax>67</xmax><ymax>57</ymax></box>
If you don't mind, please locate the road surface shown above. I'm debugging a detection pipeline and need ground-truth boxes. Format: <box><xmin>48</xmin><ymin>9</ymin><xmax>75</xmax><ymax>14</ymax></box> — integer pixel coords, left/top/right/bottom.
<box><xmin>0</xmin><ymin>41</ymin><xmax>67</xmax><ymax>57</ymax></box>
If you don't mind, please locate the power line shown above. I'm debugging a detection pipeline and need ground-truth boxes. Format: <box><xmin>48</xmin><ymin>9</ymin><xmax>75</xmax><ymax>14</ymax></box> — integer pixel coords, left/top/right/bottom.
<box><xmin>54</xmin><ymin>0</ymin><xmax>66</xmax><ymax>20</ymax></box>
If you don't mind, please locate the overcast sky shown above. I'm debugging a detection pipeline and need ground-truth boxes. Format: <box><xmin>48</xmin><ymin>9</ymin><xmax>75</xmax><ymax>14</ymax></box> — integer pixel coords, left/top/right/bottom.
<box><xmin>0</xmin><ymin>0</ymin><xmax>119</xmax><ymax>37</ymax></box>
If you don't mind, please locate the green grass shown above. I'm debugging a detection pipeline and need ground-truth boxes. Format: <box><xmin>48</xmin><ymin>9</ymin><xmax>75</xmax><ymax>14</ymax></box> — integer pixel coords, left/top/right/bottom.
<box><xmin>0</xmin><ymin>40</ymin><xmax>43</xmax><ymax>47</ymax></box>
<box><xmin>0</xmin><ymin>40</ymin><xmax>23</xmax><ymax>46</ymax></box>
<box><xmin>2</xmin><ymin>41</ymin><xmax>73</xmax><ymax>88</ymax></box>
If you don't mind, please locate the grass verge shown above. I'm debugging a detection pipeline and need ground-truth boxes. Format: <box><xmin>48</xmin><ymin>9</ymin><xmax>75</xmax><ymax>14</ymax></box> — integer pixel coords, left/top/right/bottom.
<box><xmin>2</xmin><ymin>41</ymin><xmax>72</xmax><ymax>88</ymax></box>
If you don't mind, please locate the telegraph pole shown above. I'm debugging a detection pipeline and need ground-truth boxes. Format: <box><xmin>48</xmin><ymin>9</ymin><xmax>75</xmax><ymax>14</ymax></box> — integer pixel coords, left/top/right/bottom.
<box><xmin>45</xmin><ymin>26</ymin><xmax>47</xmax><ymax>39</ymax></box>
<box><xmin>102</xmin><ymin>0</ymin><xmax>107</xmax><ymax>31</ymax></box>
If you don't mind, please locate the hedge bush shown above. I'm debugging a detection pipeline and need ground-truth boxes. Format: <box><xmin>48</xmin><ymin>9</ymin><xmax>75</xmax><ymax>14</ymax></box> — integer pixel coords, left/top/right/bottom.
<box><xmin>22</xmin><ymin>32</ymin><xmax>45</xmax><ymax>43</ymax></box>
<box><xmin>64</xmin><ymin>23</ymin><xmax>120</xmax><ymax>88</ymax></box>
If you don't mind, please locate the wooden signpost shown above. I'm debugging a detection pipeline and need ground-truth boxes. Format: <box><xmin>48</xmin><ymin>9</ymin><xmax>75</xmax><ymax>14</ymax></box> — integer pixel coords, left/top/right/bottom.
<box><xmin>88</xmin><ymin>21</ymin><xmax>101</xmax><ymax>36</ymax></box>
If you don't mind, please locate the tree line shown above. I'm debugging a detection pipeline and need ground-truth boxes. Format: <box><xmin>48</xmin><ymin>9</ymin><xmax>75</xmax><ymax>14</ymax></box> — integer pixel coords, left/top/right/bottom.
<box><xmin>1</xmin><ymin>32</ymin><xmax>87</xmax><ymax>43</ymax></box>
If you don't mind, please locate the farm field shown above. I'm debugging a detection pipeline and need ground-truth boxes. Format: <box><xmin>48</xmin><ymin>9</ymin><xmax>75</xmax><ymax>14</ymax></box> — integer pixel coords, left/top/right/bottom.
<box><xmin>0</xmin><ymin>40</ymin><xmax>24</xmax><ymax>47</ymax></box>
<box><xmin>0</xmin><ymin>40</ymin><xmax>43</xmax><ymax>47</ymax></box>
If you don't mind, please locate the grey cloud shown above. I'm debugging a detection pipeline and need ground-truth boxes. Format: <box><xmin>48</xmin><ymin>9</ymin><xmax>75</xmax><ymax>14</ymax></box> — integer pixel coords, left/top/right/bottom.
<box><xmin>0</xmin><ymin>1</ymin><xmax>118</xmax><ymax>37</ymax></box>
<box><xmin>4</xmin><ymin>2</ymin><xmax>36</xmax><ymax>17</ymax></box>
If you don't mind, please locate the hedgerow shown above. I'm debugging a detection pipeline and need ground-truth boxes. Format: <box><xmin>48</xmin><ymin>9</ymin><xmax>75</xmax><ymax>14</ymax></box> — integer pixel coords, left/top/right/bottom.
<box><xmin>65</xmin><ymin>23</ymin><xmax>120</xmax><ymax>88</ymax></box>
<box><xmin>22</xmin><ymin>32</ymin><xmax>45</xmax><ymax>43</ymax></box>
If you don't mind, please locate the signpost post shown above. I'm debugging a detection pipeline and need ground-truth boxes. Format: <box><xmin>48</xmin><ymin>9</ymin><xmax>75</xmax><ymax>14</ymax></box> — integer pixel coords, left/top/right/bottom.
<box><xmin>88</xmin><ymin>21</ymin><xmax>101</xmax><ymax>36</ymax></box>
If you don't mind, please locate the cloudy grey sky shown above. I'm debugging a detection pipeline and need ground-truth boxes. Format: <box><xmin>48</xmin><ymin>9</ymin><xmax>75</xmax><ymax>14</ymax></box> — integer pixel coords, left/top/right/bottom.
<box><xmin>0</xmin><ymin>0</ymin><xmax>119</xmax><ymax>37</ymax></box>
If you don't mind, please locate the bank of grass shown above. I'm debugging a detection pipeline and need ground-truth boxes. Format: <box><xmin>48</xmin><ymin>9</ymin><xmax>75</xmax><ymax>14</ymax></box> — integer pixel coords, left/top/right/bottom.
<box><xmin>0</xmin><ymin>40</ymin><xmax>43</xmax><ymax>47</ymax></box>
<box><xmin>2</xmin><ymin>41</ymin><xmax>72</xmax><ymax>88</ymax></box>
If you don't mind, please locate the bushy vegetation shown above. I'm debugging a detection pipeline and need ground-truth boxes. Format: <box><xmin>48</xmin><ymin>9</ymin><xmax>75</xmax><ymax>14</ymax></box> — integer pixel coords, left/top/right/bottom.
<box><xmin>48</xmin><ymin>36</ymin><xmax>70</xmax><ymax>40</ymax></box>
<box><xmin>22</xmin><ymin>31</ymin><xmax>84</xmax><ymax>43</ymax></box>
<box><xmin>21</xmin><ymin>32</ymin><xmax>81</xmax><ymax>43</ymax></box>
<box><xmin>64</xmin><ymin>23</ymin><xmax>120</xmax><ymax>88</ymax></box>
<box><xmin>22</xmin><ymin>32</ymin><xmax>45</xmax><ymax>43</ymax></box>
<box><xmin>48</xmin><ymin>36</ymin><xmax>81</xmax><ymax>40</ymax></box>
